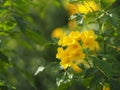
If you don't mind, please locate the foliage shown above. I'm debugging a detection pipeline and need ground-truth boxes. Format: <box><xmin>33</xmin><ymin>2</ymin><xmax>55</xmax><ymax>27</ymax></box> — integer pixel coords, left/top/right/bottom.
<box><xmin>0</xmin><ymin>0</ymin><xmax>120</xmax><ymax>90</ymax></box>
<box><xmin>0</xmin><ymin>0</ymin><xmax>66</xmax><ymax>90</ymax></box>
<box><xmin>53</xmin><ymin>0</ymin><xmax>120</xmax><ymax>90</ymax></box>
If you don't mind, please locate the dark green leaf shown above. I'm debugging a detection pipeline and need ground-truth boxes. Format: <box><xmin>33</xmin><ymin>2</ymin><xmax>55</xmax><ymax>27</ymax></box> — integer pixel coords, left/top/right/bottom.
<box><xmin>57</xmin><ymin>82</ymin><xmax>71</xmax><ymax>90</ymax></box>
<box><xmin>93</xmin><ymin>58</ymin><xmax>112</xmax><ymax>78</ymax></box>
<box><xmin>84</xmin><ymin>68</ymin><xmax>98</xmax><ymax>78</ymax></box>
<box><xmin>26</xmin><ymin>30</ymin><xmax>47</xmax><ymax>45</ymax></box>
<box><xmin>89</xmin><ymin>72</ymin><xmax>103</xmax><ymax>89</ymax></box>
<box><xmin>13</xmin><ymin>15</ymin><xmax>26</xmax><ymax>33</ymax></box>
<box><xmin>0</xmin><ymin>86</ymin><xmax>8</xmax><ymax>90</ymax></box>
<box><xmin>110</xmin><ymin>79</ymin><xmax>120</xmax><ymax>90</ymax></box>
<box><xmin>0</xmin><ymin>51</ymin><xmax>9</xmax><ymax>63</ymax></box>
<box><xmin>0</xmin><ymin>80</ymin><xmax>16</xmax><ymax>90</ymax></box>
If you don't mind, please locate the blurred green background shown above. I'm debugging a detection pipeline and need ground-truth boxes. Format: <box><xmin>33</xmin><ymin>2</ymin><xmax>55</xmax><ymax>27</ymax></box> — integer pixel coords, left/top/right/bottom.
<box><xmin>0</xmin><ymin>0</ymin><xmax>68</xmax><ymax>90</ymax></box>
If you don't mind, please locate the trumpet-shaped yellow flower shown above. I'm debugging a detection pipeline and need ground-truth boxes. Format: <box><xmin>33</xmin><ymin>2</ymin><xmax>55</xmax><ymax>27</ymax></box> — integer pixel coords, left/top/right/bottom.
<box><xmin>80</xmin><ymin>30</ymin><xmax>99</xmax><ymax>50</ymax></box>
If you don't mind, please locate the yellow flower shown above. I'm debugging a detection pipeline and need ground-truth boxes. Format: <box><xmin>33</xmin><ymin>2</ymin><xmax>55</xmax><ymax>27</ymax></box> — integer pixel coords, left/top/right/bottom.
<box><xmin>68</xmin><ymin>31</ymin><xmax>81</xmax><ymax>41</ymax></box>
<box><xmin>56</xmin><ymin>47</ymin><xmax>64</xmax><ymax>59</ymax></box>
<box><xmin>68</xmin><ymin>42</ymin><xmax>85</xmax><ymax>63</ymax></box>
<box><xmin>56</xmin><ymin>44</ymin><xmax>85</xmax><ymax>70</ymax></box>
<box><xmin>51</xmin><ymin>28</ymin><xmax>64</xmax><ymax>39</ymax></box>
<box><xmin>59</xmin><ymin>48</ymin><xmax>84</xmax><ymax>72</ymax></box>
<box><xmin>68</xmin><ymin>41</ymin><xmax>81</xmax><ymax>51</ymax></box>
<box><xmin>60</xmin><ymin>58</ymin><xmax>72</xmax><ymax>69</ymax></box>
<box><xmin>56</xmin><ymin>31</ymin><xmax>85</xmax><ymax>72</ymax></box>
<box><xmin>66</xmin><ymin>3</ymin><xmax>79</xmax><ymax>15</ymax></box>
<box><xmin>58</xmin><ymin>31</ymin><xmax>81</xmax><ymax>46</ymax></box>
<box><xmin>77</xmin><ymin>1</ymin><xmax>100</xmax><ymax>14</ymax></box>
<box><xmin>58</xmin><ymin>35</ymin><xmax>74</xmax><ymax>46</ymax></box>
<box><xmin>57</xmin><ymin>47</ymin><xmax>72</xmax><ymax>69</ymax></box>
<box><xmin>80</xmin><ymin>30</ymin><xmax>99</xmax><ymax>50</ymax></box>
<box><xmin>56</xmin><ymin>30</ymin><xmax>99</xmax><ymax>72</ymax></box>
<box><xmin>71</xmin><ymin>48</ymin><xmax>85</xmax><ymax>63</ymax></box>
<box><xmin>65</xmin><ymin>1</ymin><xmax>100</xmax><ymax>15</ymax></box>
<box><xmin>71</xmin><ymin>63</ymin><xmax>82</xmax><ymax>73</ymax></box>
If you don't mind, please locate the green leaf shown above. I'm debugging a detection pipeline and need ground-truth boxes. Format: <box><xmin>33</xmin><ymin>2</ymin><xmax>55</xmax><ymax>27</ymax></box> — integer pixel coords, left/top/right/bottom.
<box><xmin>93</xmin><ymin>58</ymin><xmax>112</xmax><ymax>78</ymax></box>
<box><xmin>101</xmin><ymin>0</ymin><xmax>115</xmax><ymax>8</ymax></box>
<box><xmin>0</xmin><ymin>86</ymin><xmax>8</xmax><ymax>90</ymax></box>
<box><xmin>56</xmin><ymin>71</ymin><xmax>73</xmax><ymax>90</ymax></box>
<box><xmin>102</xmin><ymin>0</ymin><xmax>115</xmax><ymax>5</ymax></box>
<box><xmin>84</xmin><ymin>68</ymin><xmax>98</xmax><ymax>78</ymax></box>
<box><xmin>89</xmin><ymin>72</ymin><xmax>103</xmax><ymax>89</ymax></box>
<box><xmin>0</xmin><ymin>80</ymin><xmax>16</xmax><ymax>90</ymax></box>
<box><xmin>13</xmin><ymin>15</ymin><xmax>26</xmax><ymax>33</ymax></box>
<box><xmin>106</xmin><ymin>13</ymin><xmax>119</xmax><ymax>27</ymax></box>
<box><xmin>26</xmin><ymin>30</ymin><xmax>47</xmax><ymax>45</ymax></box>
<box><xmin>110</xmin><ymin>79</ymin><xmax>120</xmax><ymax>90</ymax></box>
<box><xmin>57</xmin><ymin>82</ymin><xmax>71</xmax><ymax>90</ymax></box>
<box><xmin>0</xmin><ymin>51</ymin><xmax>9</xmax><ymax>63</ymax></box>
<box><xmin>16</xmin><ymin>37</ymin><xmax>33</xmax><ymax>50</ymax></box>
<box><xmin>52</xmin><ymin>38</ymin><xmax>59</xmax><ymax>45</ymax></box>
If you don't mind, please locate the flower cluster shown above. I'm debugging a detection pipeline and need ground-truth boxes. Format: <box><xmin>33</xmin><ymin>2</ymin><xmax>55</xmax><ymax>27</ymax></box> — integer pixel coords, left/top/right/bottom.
<box><xmin>65</xmin><ymin>0</ymin><xmax>101</xmax><ymax>30</ymax></box>
<box><xmin>66</xmin><ymin>0</ymin><xmax>100</xmax><ymax>15</ymax></box>
<box><xmin>56</xmin><ymin>30</ymin><xmax>99</xmax><ymax>72</ymax></box>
